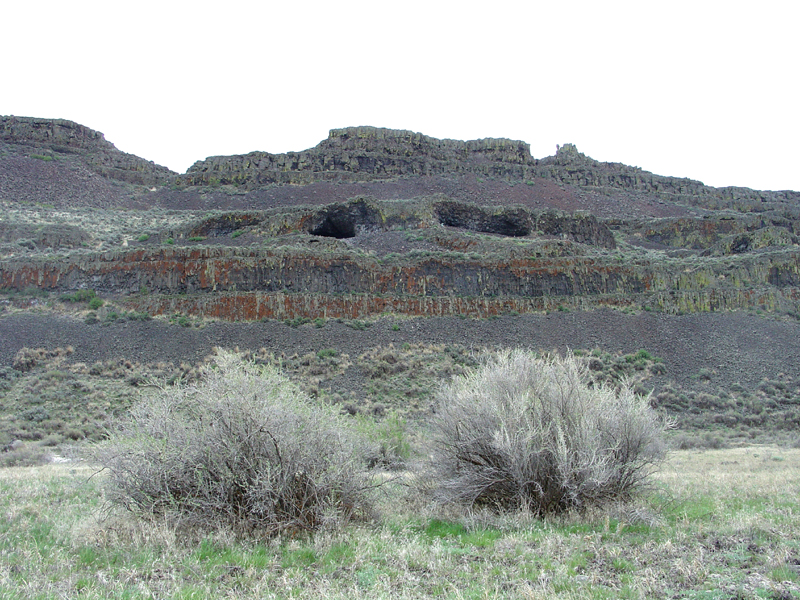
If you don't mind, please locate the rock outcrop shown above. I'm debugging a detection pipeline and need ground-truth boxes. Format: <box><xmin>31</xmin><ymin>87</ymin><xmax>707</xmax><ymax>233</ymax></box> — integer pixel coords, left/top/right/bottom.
<box><xmin>175</xmin><ymin>199</ymin><xmax>617</xmax><ymax>249</ymax></box>
<box><xmin>4</xmin><ymin>117</ymin><xmax>798</xmax><ymax>216</ymax></box>
<box><xmin>536</xmin><ymin>144</ymin><xmax>800</xmax><ymax>213</ymax></box>
<box><xmin>434</xmin><ymin>201</ymin><xmax>616</xmax><ymax>247</ymax></box>
<box><xmin>0</xmin><ymin>116</ymin><xmax>175</xmax><ymax>187</ymax></box>
<box><xmin>2</xmin><ymin>243</ymin><xmax>798</xmax><ymax>319</ymax></box>
<box><xmin>177</xmin><ymin>127</ymin><xmax>800</xmax><ymax>216</ymax></box>
<box><xmin>179</xmin><ymin>126</ymin><xmax>535</xmax><ymax>188</ymax></box>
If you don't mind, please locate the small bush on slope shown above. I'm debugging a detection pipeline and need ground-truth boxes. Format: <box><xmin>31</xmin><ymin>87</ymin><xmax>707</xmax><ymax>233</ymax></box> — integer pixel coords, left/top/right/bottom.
<box><xmin>424</xmin><ymin>350</ymin><xmax>668</xmax><ymax>515</ymax></box>
<box><xmin>91</xmin><ymin>350</ymin><xmax>375</xmax><ymax>535</ymax></box>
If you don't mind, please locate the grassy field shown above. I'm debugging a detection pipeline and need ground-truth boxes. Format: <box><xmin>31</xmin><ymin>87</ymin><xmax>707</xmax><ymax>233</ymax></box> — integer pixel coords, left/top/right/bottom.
<box><xmin>0</xmin><ymin>447</ymin><xmax>798</xmax><ymax>599</ymax></box>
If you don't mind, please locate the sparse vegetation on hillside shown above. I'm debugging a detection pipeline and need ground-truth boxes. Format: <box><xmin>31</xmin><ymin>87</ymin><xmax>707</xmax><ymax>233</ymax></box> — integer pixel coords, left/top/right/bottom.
<box><xmin>0</xmin><ymin>347</ymin><xmax>205</xmax><ymax>463</ymax></box>
<box><xmin>3</xmin><ymin>339</ymin><xmax>798</xmax><ymax>468</ymax></box>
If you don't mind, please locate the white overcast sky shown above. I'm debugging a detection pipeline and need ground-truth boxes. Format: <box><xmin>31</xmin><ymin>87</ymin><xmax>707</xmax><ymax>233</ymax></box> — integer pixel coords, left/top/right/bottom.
<box><xmin>3</xmin><ymin>0</ymin><xmax>798</xmax><ymax>191</ymax></box>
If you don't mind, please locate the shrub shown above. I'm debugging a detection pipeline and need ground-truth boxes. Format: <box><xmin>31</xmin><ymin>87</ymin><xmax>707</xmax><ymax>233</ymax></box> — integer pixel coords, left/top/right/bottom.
<box><xmin>61</xmin><ymin>289</ymin><xmax>96</xmax><ymax>303</ymax></box>
<box><xmin>124</xmin><ymin>311</ymin><xmax>151</xmax><ymax>321</ymax></box>
<box><xmin>423</xmin><ymin>350</ymin><xmax>668</xmax><ymax>515</ymax></box>
<box><xmin>88</xmin><ymin>297</ymin><xmax>103</xmax><ymax>310</ymax></box>
<box><xmin>0</xmin><ymin>442</ymin><xmax>49</xmax><ymax>467</ymax></box>
<box><xmin>12</xmin><ymin>346</ymin><xmax>73</xmax><ymax>372</ymax></box>
<box><xmin>284</xmin><ymin>317</ymin><xmax>311</xmax><ymax>328</ymax></box>
<box><xmin>357</xmin><ymin>410</ymin><xmax>411</xmax><ymax>469</ymax></box>
<box><xmin>693</xmin><ymin>368</ymin><xmax>713</xmax><ymax>381</ymax></box>
<box><xmin>90</xmin><ymin>351</ymin><xmax>375</xmax><ymax>534</ymax></box>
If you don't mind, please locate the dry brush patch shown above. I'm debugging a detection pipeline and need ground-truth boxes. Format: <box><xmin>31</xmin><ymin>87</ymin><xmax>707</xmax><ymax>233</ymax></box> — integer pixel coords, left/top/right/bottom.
<box><xmin>89</xmin><ymin>350</ymin><xmax>377</xmax><ymax>536</ymax></box>
<box><xmin>420</xmin><ymin>350</ymin><xmax>669</xmax><ymax>515</ymax></box>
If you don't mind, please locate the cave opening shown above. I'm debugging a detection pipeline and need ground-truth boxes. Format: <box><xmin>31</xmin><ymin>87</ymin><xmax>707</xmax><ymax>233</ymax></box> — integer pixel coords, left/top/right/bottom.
<box><xmin>487</xmin><ymin>215</ymin><xmax>531</xmax><ymax>237</ymax></box>
<box><xmin>435</xmin><ymin>202</ymin><xmax>531</xmax><ymax>237</ymax></box>
<box><xmin>310</xmin><ymin>215</ymin><xmax>356</xmax><ymax>239</ymax></box>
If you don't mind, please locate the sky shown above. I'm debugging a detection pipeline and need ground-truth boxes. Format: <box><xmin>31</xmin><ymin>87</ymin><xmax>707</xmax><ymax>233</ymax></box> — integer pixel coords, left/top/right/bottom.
<box><xmin>3</xmin><ymin>0</ymin><xmax>798</xmax><ymax>191</ymax></box>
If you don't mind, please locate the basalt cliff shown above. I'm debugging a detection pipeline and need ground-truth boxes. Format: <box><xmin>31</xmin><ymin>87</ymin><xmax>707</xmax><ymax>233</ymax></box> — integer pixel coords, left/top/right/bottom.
<box><xmin>1</xmin><ymin>115</ymin><xmax>799</xmax><ymax>321</ymax></box>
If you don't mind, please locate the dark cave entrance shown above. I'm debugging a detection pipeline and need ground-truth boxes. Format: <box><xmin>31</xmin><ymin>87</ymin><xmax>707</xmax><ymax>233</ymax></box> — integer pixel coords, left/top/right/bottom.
<box><xmin>435</xmin><ymin>201</ymin><xmax>532</xmax><ymax>237</ymax></box>
<box><xmin>309</xmin><ymin>215</ymin><xmax>357</xmax><ymax>239</ymax></box>
<box><xmin>307</xmin><ymin>199</ymin><xmax>383</xmax><ymax>239</ymax></box>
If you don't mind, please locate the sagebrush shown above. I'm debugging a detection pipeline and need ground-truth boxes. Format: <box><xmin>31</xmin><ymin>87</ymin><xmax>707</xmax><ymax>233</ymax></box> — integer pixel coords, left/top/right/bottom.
<box><xmin>91</xmin><ymin>351</ymin><xmax>375</xmax><ymax>534</ymax></box>
<box><xmin>424</xmin><ymin>350</ymin><xmax>668</xmax><ymax>514</ymax></box>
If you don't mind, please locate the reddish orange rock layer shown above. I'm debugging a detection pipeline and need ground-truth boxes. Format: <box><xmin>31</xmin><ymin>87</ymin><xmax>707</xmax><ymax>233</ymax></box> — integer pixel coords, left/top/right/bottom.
<box><xmin>123</xmin><ymin>288</ymin><xmax>800</xmax><ymax>321</ymax></box>
<box><xmin>2</xmin><ymin>246</ymin><xmax>799</xmax><ymax>320</ymax></box>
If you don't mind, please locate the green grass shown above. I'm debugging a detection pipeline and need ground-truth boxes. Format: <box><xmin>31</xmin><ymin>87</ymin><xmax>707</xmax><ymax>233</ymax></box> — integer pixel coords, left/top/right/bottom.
<box><xmin>1</xmin><ymin>448</ymin><xmax>798</xmax><ymax>599</ymax></box>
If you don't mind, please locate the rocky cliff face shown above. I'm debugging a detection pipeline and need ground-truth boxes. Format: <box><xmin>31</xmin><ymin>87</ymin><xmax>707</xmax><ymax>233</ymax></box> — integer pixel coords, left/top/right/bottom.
<box><xmin>0</xmin><ymin>116</ymin><xmax>175</xmax><ymax>187</ymax></box>
<box><xmin>2</xmin><ymin>116</ymin><xmax>800</xmax><ymax>323</ymax></box>
<box><xmin>625</xmin><ymin>215</ymin><xmax>800</xmax><ymax>254</ymax></box>
<box><xmin>179</xmin><ymin>126</ymin><xmax>535</xmax><ymax>188</ymax></box>
<box><xmin>5</xmin><ymin>117</ymin><xmax>797</xmax><ymax>216</ymax></box>
<box><xmin>163</xmin><ymin>197</ymin><xmax>617</xmax><ymax>250</ymax></box>
<box><xmin>537</xmin><ymin>144</ymin><xmax>800</xmax><ymax>213</ymax></box>
<box><xmin>2</xmin><ymin>243</ymin><xmax>798</xmax><ymax>319</ymax></box>
<box><xmin>175</xmin><ymin>127</ymin><xmax>800</xmax><ymax>218</ymax></box>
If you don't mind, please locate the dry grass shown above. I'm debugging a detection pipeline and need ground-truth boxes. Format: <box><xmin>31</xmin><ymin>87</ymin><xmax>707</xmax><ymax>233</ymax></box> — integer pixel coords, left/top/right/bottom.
<box><xmin>1</xmin><ymin>447</ymin><xmax>798</xmax><ymax>599</ymax></box>
<box><xmin>0</xmin><ymin>201</ymin><xmax>207</xmax><ymax>256</ymax></box>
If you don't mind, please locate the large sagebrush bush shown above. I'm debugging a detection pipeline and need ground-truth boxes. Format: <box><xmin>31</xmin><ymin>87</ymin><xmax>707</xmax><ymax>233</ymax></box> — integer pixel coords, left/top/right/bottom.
<box><xmin>91</xmin><ymin>351</ymin><xmax>374</xmax><ymax>534</ymax></box>
<box><xmin>424</xmin><ymin>350</ymin><xmax>668</xmax><ymax>515</ymax></box>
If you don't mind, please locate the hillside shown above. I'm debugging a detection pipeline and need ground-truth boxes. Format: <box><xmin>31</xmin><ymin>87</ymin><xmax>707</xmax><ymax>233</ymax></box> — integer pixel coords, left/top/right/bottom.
<box><xmin>1</xmin><ymin>115</ymin><xmax>799</xmax><ymax>453</ymax></box>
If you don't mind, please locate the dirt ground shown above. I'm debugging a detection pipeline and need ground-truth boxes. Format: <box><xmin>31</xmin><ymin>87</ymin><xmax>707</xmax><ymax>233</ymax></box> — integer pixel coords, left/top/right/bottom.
<box><xmin>2</xmin><ymin>309</ymin><xmax>798</xmax><ymax>395</ymax></box>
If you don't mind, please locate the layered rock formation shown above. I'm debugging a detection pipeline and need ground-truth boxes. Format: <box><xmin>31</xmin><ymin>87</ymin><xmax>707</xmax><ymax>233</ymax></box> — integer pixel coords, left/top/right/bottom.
<box><xmin>2</xmin><ymin>241</ymin><xmax>798</xmax><ymax>319</ymax></box>
<box><xmin>178</xmin><ymin>127</ymin><xmax>800</xmax><ymax>216</ymax></box>
<box><xmin>179</xmin><ymin>126</ymin><xmax>534</xmax><ymax>188</ymax></box>
<box><xmin>175</xmin><ymin>198</ymin><xmax>617</xmax><ymax>248</ymax></box>
<box><xmin>537</xmin><ymin>144</ymin><xmax>800</xmax><ymax>212</ymax></box>
<box><xmin>0</xmin><ymin>116</ymin><xmax>175</xmax><ymax>186</ymax></box>
<box><xmin>4</xmin><ymin>117</ymin><xmax>798</xmax><ymax>214</ymax></box>
<box><xmin>2</xmin><ymin>116</ymin><xmax>799</xmax><ymax>323</ymax></box>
